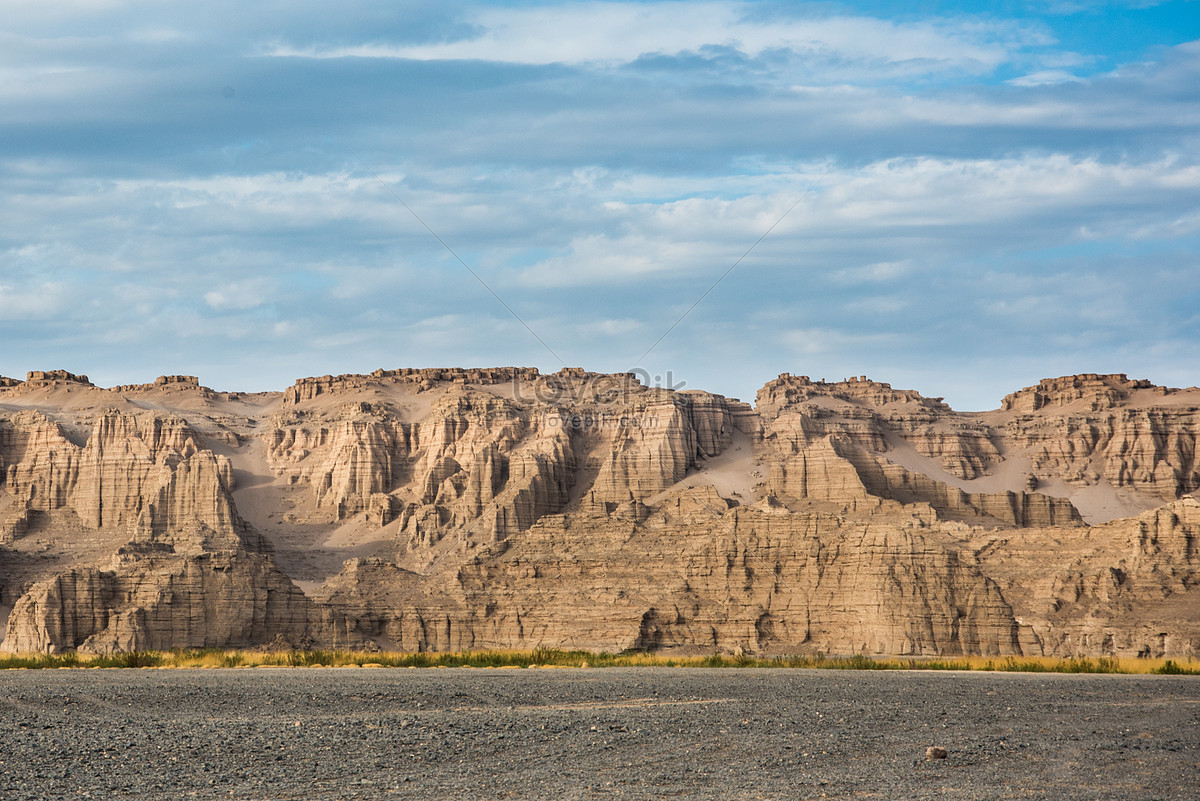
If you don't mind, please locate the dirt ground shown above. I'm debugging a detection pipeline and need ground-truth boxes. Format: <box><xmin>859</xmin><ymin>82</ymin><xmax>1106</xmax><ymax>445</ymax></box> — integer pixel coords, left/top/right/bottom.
<box><xmin>1</xmin><ymin>667</ymin><xmax>1196</xmax><ymax>800</ymax></box>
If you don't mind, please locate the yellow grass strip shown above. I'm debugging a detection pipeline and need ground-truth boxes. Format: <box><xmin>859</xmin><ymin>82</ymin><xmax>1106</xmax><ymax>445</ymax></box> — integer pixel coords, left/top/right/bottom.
<box><xmin>2</xmin><ymin>648</ymin><xmax>1198</xmax><ymax>674</ymax></box>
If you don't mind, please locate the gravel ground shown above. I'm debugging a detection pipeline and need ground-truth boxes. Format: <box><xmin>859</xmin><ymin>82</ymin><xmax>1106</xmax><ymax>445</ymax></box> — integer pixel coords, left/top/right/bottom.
<box><xmin>0</xmin><ymin>667</ymin><xmax>1196</xmax><ymax>800</ymax></box>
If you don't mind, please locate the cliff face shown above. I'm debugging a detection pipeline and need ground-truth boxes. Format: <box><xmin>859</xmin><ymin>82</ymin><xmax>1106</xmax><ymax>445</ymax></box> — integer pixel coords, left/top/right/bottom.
<box><xmin>315</xmin><ymin>495</ymin><xmax>1024</xmax><ymax>658</ymax></box>
<box><xmin>2</xmin><ymin>549</ymin><xmax>345</xmax><ymax>654</ymax></box>
<box><xmin>999</xmin><ymin>375</ymin><xmax>1200</xmax><ymax>501</ymax></box>
<box><xmin>2</xmin><ymin>410</ymin><xmax>250</xmax><ymax>550</ymax></box>
<box><xmin>1</xmin><ymin>368</ymin><xmax>1197</xmax><ymax>658</ymax></box>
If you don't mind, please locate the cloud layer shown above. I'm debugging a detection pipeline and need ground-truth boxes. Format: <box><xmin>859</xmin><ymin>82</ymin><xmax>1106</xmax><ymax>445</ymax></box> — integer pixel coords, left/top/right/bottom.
<box><xmin>1</xmin><ymin>1</ymin><xmax>1198</xmax><ymax>409</ymax></box>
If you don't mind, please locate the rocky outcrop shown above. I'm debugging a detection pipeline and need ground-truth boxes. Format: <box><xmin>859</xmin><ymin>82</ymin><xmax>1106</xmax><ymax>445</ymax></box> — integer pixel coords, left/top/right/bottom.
<box><xmin>1002</xmin><ymin>411</ymin><xmax>1200</xmax><ymax>502</ymax></box>
<box><xmin>0</xmin><ymin>504</ymin><xmax>35</xmax><ymax>544</ymax></box>
<box><xmin>272</xmin><ymin>415</ymin><xmax>411</xmax><ymax>517</ymax></box>
<box><xmin>757</xmin><ymin>373</ymin><xmax>953</xmax><ymax>415</ymax></box>
<box><xmin>316</xmin><ymin>493</ymin><xmax>1023</xmax><ymax>657</ymax></box>
<box><xmin>24</xmin><ymin>370</ymin><xmax>92</xmax><ymax>386</ymax></box>
<box><xmin>265</xmin><ymin>386</ymin><xmax>579</xmax><ymax>547</ymax></box>
<box><xmin>965</xmin><ymin>496</ymin><xmax>1200</xmax><ymax>658</ymax></box>
<box><xmin>0</xmin><ymin>407</ymin><xmax>295</xmax><ymax>652</ymax></box>
<box><xmin>107</xmin><ymin>375</ymin><xmax>217</xmax><ymax>396</ymax></box>
<box><xmin>282</xmin><ymin>367</ymin><xmax>542</xmax><ymax>406</ymax></box>
<box><xmin>585</xmin><ymin>390</ymin><xmax>726</xmax><ymax>507</ymax></box>
<box><xmin>1</xmin><ymin>548</ymin><xmax>356</xmax><ymax>654</ymax></box>
<box><xmin>1</xmin><ymin>411</ymin><xmax>80</xmax><ymax>512</ymax></box>
<box><xmin>264</xmin><ymin>372</ymin><xmax>738</xmax><ymax>548</ymax></box>
<box><xmin>846</xmin><ymin>442</ymin><xmax>1082</xmax><ymax>528</ymax></box>
<box><xmin>1000</xmin><ymin>374</ymin><xmax>1162</xmax><ymax>413</ymax></box>
<box><xmin>2</xmin><ymin>368</ymin><xmax>1198</xmax><ymax>658</ymax></box>
<box><xmin>2</xmin><ymin>410</ymin><xmax>244</xmax><ymax>542</ymax></box>
<box><xmin>993</xmin><ymin>374</ymin><xmax>1200</xmax><ymax>500</ymax></box>
<box><xmin>756</xmin><ymin>374</ymin><xmax>1002</xmax><ymax>480</ymax></box>
<box><xmin>762</xmin><ymin>432</ymin><xmax>1078</xmax><ymax>528</ymax></box>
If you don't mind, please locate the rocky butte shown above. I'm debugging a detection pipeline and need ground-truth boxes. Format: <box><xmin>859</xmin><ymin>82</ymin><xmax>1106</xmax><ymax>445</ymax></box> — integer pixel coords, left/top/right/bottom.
<box><xmin>0</xmin><ymin>367</ymin><xmax>1196</xmax><ymax>659</ymax></box>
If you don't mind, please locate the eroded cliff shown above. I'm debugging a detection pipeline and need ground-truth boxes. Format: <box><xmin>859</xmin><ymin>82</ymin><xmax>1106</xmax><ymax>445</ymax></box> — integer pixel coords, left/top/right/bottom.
<box><xmin>1</xmin><ymin>368</ymin><xmax>1196</xmax><ymax>658</ymax></box>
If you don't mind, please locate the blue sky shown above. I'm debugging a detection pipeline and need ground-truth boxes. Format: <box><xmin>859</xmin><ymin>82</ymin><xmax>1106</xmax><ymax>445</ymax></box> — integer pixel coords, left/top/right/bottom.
<box><xmin>2</xmin><ymin>0</ymin><xmax>1198</xmax><ymax>409</ymax></box>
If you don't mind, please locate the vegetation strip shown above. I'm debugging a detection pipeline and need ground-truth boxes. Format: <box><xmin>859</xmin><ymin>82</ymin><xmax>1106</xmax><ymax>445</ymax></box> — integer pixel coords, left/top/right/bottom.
<box><xmin>0</xmin><ymin>649</ymin><xmax>1196</xmax><ymax>674</ymax></box>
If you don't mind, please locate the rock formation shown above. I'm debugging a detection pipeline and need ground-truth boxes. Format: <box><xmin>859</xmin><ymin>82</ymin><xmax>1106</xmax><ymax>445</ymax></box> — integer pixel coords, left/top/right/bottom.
<box><xmin>1</xmin><ymin>368</ymin><xmax>1196</xmax><ymax>658</ymax></box>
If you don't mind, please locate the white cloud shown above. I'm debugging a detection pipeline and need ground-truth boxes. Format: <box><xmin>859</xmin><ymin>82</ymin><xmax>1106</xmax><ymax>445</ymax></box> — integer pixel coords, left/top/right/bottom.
<box><xmin>830</xmin><ymin>261</ymin><xmax>913</xmax><ymax>285</ymax></box>
<box><xmin>1007</xmin><ymin>69</ymin><xmax>1086</xmax><ymax>86</ymax></box>
<box><xmin>0</xmin><ymin>282</ymin><xmax>74</xmax><ymax>319</ymax></box>
<box><xmin>515</xmin><ymin>154</ymin><xmax>1200</xmax><ymax>287</ymax></box>
<box><xmin>1043</xmin><ymin>0</ymin><xmax>1169</xmax><ymax>12</ymax></box>
<box><xmin>203</xmin><ymin>278</ymin><xmax>275</xmax><ymax>311</ymax></box>
<box><xmin>1</xmin><ymin>3</ymin><xmax>1197</xmax><ymax>410</ymax></box>
<box><xmin>268</xmin><ymin>2</ymin><xmax>1039</xmax><ymax>79</ymax></box>
<box><xmin>1130</xmin><ymin>210</ymin><xmax>1200</xmax><ymax>239</ymax></box>
<box><xmin>518</xmin><ymin>232</ymin><xmax>712</xmax><ymax>287</ymax></box>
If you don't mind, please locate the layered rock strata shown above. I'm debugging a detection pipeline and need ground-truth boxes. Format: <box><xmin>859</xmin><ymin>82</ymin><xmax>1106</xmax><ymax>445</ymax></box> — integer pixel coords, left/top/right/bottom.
<box><xmin>1</xmin><ymin>368</ymin><xmax>1197</xmax><ymax>658</ymax></box>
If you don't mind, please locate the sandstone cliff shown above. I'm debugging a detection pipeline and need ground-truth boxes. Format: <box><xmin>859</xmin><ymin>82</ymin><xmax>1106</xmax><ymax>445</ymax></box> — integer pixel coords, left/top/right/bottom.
<box><xmin>1</xmin><ymin>367</ymin><xmax>1197</xmax><ymax>658</ymax></box>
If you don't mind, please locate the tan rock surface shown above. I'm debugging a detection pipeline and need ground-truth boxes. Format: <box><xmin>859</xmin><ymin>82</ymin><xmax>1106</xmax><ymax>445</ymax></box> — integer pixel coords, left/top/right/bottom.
<box><xmin>1</xmin><ymin>548</ymin><xmax>355</xmax><ymax>654</ymax></box>
<box><xmin>1</xmin><ymin>368</ymin><xmax>1197</xmax><ymax>657</ymax></box>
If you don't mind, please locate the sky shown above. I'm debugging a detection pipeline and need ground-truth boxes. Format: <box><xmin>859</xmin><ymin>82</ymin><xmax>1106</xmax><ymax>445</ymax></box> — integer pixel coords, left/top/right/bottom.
<box><xmin>1</xmin><ymin>0</ymin><xmax>1198</xmax><ymax>410</ymax></box>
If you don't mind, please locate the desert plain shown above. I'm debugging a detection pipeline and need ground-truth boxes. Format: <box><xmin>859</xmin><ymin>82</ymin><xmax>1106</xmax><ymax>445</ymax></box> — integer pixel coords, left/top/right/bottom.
<box><xmin>1</xmin><ymin>666</ymin><xmax>1196</xmax><ymax>800</ymax></box>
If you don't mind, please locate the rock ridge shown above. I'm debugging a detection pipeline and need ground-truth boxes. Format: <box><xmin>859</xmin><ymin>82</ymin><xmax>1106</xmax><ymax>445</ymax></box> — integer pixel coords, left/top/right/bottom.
<box><xmin>1</xmin><ymin>367</ymin><xmax>1197</xmax><ymax>658</ymax></box>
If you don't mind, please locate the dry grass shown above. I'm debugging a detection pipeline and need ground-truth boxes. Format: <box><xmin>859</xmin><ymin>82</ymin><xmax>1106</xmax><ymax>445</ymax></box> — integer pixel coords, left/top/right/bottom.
<box><xmin>1</xmin><ymin>648</ymin><xmax>1197</xmax><ymax>674</ymax></box>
